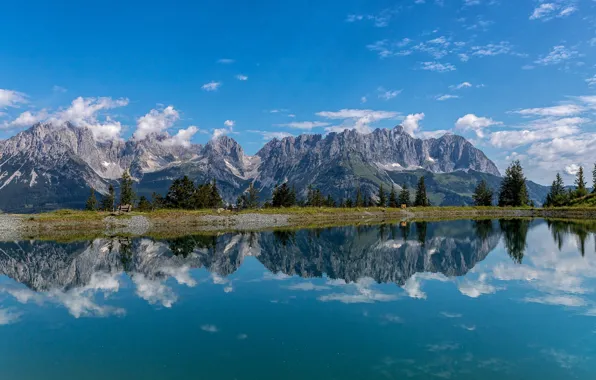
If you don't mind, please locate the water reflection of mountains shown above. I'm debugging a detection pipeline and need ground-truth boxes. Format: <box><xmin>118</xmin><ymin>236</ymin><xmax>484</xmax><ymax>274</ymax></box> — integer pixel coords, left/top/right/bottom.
<box><xmin>1</xmin><ymin>219</ymin><xmax>594</xmax><ymax>294</ymax></box>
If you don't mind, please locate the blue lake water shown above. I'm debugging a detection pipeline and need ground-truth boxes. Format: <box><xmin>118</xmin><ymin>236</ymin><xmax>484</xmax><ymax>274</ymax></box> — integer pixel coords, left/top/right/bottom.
<box><xmin>1</xmin><ymin>219</ymin><xmax>596</xmax><ymax>379</ymax></box>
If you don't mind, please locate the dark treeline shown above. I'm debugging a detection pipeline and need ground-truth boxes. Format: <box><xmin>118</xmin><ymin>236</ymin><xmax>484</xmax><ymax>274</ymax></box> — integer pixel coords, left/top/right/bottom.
<box><xmin>84</xmin><ymin>160</ymin><xmax>591</xmax><ymax>211</ymax></box>
<box><xmin>544</xmin><ymin>163</ymin><xmax>596</xmax><ymax>207</ymax></box>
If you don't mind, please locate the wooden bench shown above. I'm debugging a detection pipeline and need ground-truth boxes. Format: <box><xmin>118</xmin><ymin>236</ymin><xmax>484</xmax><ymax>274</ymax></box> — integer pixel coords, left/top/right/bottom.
<box><xmin>117</xmin><ymin>204</ymin><xmax>133</xmax><ymax>213</ymax></box>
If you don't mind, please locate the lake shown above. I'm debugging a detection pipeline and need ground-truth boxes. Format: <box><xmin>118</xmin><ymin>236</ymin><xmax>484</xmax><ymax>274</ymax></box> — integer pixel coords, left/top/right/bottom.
<box><xmin>1</xmin><ymin>219</ymin><xmax>596</xmax><ymax>379</ymax></box>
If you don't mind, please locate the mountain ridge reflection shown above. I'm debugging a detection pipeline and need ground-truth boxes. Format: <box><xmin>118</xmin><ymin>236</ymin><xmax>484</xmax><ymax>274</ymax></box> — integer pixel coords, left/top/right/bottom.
<box><xmin>1</xmin><ymin>218</ymin><xmax>595</xmax><ymax>315</ymax></box>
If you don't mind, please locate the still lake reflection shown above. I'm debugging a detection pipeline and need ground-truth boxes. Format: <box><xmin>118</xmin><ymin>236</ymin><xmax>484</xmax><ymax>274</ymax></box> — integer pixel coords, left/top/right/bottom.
<box><xmin>1</xmin><ymin>219</ymin><xmax>596</xmax><ymax>379</ymax></box>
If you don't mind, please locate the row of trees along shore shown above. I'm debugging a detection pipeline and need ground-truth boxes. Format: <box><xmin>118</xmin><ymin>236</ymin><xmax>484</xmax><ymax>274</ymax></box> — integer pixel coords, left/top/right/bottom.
<box><xmin>84</xmin><ymin>160</ymin><xmax>595</xmax><ymax>211</ymax></box>
<box><xmin>544</xmin><ymin>163</ymin><xmax>596</xmax><ymax>207</ymax></box>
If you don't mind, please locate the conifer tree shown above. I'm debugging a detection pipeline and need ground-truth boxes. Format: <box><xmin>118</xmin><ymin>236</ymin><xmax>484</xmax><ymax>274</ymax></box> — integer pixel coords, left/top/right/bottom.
<box><xmin>120</xmin><ymin>170</ymin><xmax>135</xmax><ymax>206</ymax></box>
<box><xmin>355</xmin><ymin>186</ymin><xmax>363</xmax><ymax>207</ymax></box>
<box><xmin>85</xmin><ymin>188</ymin><xmax>97</xmax><ymax>211</ymax></box>
<box><xmin>414</xmin><ymin>176</ymin><xmax>429</xmax><ymax>207</ymax></box>
<box><xmin>398</xmin><ymin>183</ymin><xmax>411</xmax><ymax>207</ymax></box>
<box><xmin>498</xmin><ymin>160</ymin><xmax>529</xmax><ymax>207</ymax></box>
<box><xmin>209</xmin><ymin>178</ymin><xmax>223</xmax><ymax>208</ymax></box>
<box><xmin>137</xmin><ymin>196</ymin><xmax>152</xmax><ymax>212</ymax></box>
<box><xmin>472</xmin><ymin>180</ymin><xmax>493</xmax><ymax>206</ymax></box>
<box><xmin>101</xmin><ymin>184</ymin><xmax>115</xmax><ymax>212</ymax></box>
<box><xmin>575</xmin><ymin>166</ymin><xmax>588</xmax><ymax>198</ymax></box>
<box><xmin>151</xmin><ymin>192</ymin><xmax>165</xmax><ymax>210</ymax></box>
<box><xmin>377</xmin><ymin>184</ymin><xmax>387</xmax><ymax>207</ymax></box>
<box><xmin>544</xmin><ymin>173</ymin><xmax>566</xmax><ymax>207</ymax></box>
<box><xmin>388</xmin><ymin>186</ymin><xmax>398</xmax><ymax>208</ymax></box>
<box><xmin>592</xmin><ymin>163</ymin><xmax>596</xmax><ymax>193</ymax></box>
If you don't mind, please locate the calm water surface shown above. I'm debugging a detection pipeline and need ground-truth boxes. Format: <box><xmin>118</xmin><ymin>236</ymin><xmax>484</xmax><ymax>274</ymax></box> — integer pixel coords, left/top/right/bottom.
<box><xmin>1</xmin><ymin>219</ymin><xmax>596</xmax><ymax>379</ymax></box>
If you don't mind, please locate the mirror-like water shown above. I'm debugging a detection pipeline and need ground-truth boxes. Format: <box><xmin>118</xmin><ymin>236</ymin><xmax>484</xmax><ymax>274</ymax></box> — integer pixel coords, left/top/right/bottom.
<box><xmin>1</xmin><ymin>219</ymin><xmax>596</xmax><ymax>379</ymax></box>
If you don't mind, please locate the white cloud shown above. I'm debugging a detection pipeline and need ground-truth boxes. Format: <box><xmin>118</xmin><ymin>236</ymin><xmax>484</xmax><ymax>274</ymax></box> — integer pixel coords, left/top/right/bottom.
<box><xmin>524</xmin><ymin>295</ymin><xmax>586</xmax><ymax>307</ymax></box>
<box><xmin>163</xmin><ymin>126</ymin><xmax>199</xmax><ymax>148</ymax></box>
<box><xmin>534</xmin><ymin>45</ymin><xmax>578</xmax><ymax>66</ymax></box>
<box><xmin>134</xmin><ymin>106</ymin><xmax>180</xmax><ymax>140</ymax></box>
<box><xmin>418</xmin><ymin>129</ymin><xmax>451</xmax><ymax>139</ymax></box>
<box><xmin>470</xmin><ymin>41</ymin><xmax>518</xmax><ymax>57</ymax></box>
<box><xmin>276</xmin><ymin>121</ymin><xmax>329</xmax><ymax>130</ymax></box>
<box><xmin>530</xmin><ymin>2</ymin><xmax>577</xmax><ymax>21</ymax></box>
<box><xmin>401</xmin><ymin>113</ymin><xmax>425</xmax><ymax>136</ymax></box>
<box><xmin>361</xmin><ymin>96</ymin><xmax>367</xmax><ymax>103</ymax></box>
<box><xmin>436</xmin><ymin>94</ymin><xmax>459</xmax><ymax>101</ymax></box>
<box><xmin>201</xmin><ymin>324</ymin><xmax>219</xmax><ymax>333</ymax></box>
<box><xmin>287</xmin><ymin>282</ymin><xmax>331</xmax><ymax>291</ymax></box>
<box><xmin>378</xmin><ymin>87</ymin><xmax>402</xmax><ymax>100</ymax></box>
<box><xmin>250</xmin><ymin>130</ymin><xmax>294</xmax><ymax>141</ymax></box>
<box><xmin>224</xmin><ymin>120</ymin><xmax>235</xmax><ymax>127</ymax></box>
<box><xmin>51</xmin><ymin>96</ymin><xmax>129</xmax><ymax>142</ymax></box>
<box><xmin>420</xmin><ymin>61</ymin><xmax>456</xmax><ymax>72</ymax></box>
<box><xmin>202</xmin><ymin>81</ymin><xmax>222</xmax><ymax>91</ymax></box>
<box><xmin>490</xmin><ymin>117</ymin><xmax>586</xmax><ymax>148</ymax></box>
<box><xmin>236</xmin><ymin>74</ymin><xmax>248</xmax><ymax>81</ymax></box>
<box><xmin>451</xmin><ymin>82</ymin><xmax>472</xmax><ymax>90</ymax></box>
<box><xmin>318</xmin><ymin>278</ymin><xmax>399</xmax><ymax>304</ymax></box>
<box><xmin>530</xmin><ymin>3</ymin><xmax>557</xmax><ymax>20</ymax></box>
<box><xmin>217</xmin><ymin>58</ymin><xmax>235</xmax><ymax>64</ymax></box>
<box><xmin>440</xmin><ymin>312</ymin><xmax>462</xmax><ymax>318</ymax></box>
<box><xmin>458</xmin><ymin>274</ymin><xmax>497</xmax><ymax>298</ymax></box>
<box><xmin>4</xmin><ymin>110</ymin><xmax>48</xmax><ymax>128</ymax></box>
<box><xmin>0</xmin><ymin>308</ymin><xmax>21</xmax><ymax>325</ymax></box>
<box><xmin>0</xmin><ymin>89</ymin><xmax>27</xmax><ymax>108</ymax></box>
<box><xmin>455</xmin><ymin>114</ymin><xmax>501</xmax><ymax>138</ymax></box>
<box><xmin>516</xmin><ymin>104</ymin><xmax>584</xmax><ymax>117</ymax></box>
<box><xmin>317</xmin><ymin>109</ymin><xmax>400</xmax><ymax>134</ymax></box>
<box><xmin>564</xmin><ymin>163</ymin><xmax>581</xmax><ymax>175</ymax></box>
<box><xmin>585</xmin><ymin>75</ymin><xmax>596</xmax><ymax>86</ymax></box>
<box><xmin>133</xmin><ymin>273</ymin><xmax>177</xmax><ymax>308</ymax></box>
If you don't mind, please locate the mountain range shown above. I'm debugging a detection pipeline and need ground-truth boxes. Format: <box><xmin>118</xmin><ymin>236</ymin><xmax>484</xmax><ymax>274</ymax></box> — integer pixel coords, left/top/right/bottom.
<box><xmin>0</xmin><ymin>122</ymin><xmax>548</xmax><ymax>212</ymax></box>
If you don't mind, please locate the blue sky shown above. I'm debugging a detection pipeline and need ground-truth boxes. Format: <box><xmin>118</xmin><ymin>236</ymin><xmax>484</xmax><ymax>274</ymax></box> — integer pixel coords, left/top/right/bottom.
<box><xmin>1</xmin><ymin>0</ymin><xmax>596</xmax><ymax>184</ymax></box>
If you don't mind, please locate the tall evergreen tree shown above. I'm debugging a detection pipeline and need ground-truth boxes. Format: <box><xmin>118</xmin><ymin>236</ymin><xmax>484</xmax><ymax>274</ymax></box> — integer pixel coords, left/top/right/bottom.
<box><xmin>398</xmin><ymin>183</ymin><xmax>411</xmax><ymax>207</ymax></box>
<box><xmin>120</xmin><ymin>170</ymin><xmax>135</xmax><ymax>206</ymax></box>
<box><xmin>272</xmin><ymin>183</ymin><xmax>296</xmax><ymax>207</ymax></box>
<box><xmin>593</xmin><ymin>163</ymin><xmax>596</xmax><ymax>193</ymax></box>
<box><xmin>355</xmin><ymin>186</ymin><xmax>364</xmax><ymax>207</ymax></box>
<box><xmin>151</xmin><ymin>192</ymin><xmax>165</xmax><ymax>210</ymax></box>
<box><xmin>208</xmin><ymin>178</ymin><xmax>223</xmax><ymax>208</ymax></box>
<box><xmin>544</xmin><ymin>173</ymin><xmax>567</xmax><ymax>207</ymax></box>
<box><xmin>85</xmin><ymin>188</ymin><xmax>98</xmax><ymax>211</ymax></box>
<box><xmin>238</xmin><ymin>182</ymin><xmax>260</xmax><ymax>209</ymax></box>
<box><xmin>101</xmin><ymin>184</ymin><xmax>115</xmax><ymax>211</ymax></box>
<box><xmin>472</xmin><ymin>180</ymin><xmax>493</xmax><ymax>206</ymax></box>
<box><xmin>575</xmin><ymin>166</ymin><xmax>588</xmax><ymax>198</ymax></box>
<box><xmin>166</xmin><ymin>176</ymin><xmax>196</xmax><ymax>209</ymax></box>
<box><xmin>498</xmin><ymin>160</ymin><xmax>529</xmax><ymax>207</ymax></box>
<box><xmin>414</xmin><ymin>177</ymin><xmax>429</xmax><ymax>207</ymax></box>
<box><xmin>388</xmin><ymin>186</ymin><xmax>398</xmax><ymax>208</ymax></box>
<box><xmin>137</xmin><ymin>196</ymin><xmax>152</xmax><ymax>212</ymax></box>
<box><xmin>377</xmin><ymin>184</ymin><xmax>387</xmax><ymax>207</ymax></box>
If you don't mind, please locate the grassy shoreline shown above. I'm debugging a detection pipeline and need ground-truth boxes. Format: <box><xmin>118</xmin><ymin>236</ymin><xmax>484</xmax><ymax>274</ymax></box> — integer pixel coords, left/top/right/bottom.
<box><xmin>9</xmin><ymin>205</ymin><xmax>596</xmax><ymax>235</ymax></box>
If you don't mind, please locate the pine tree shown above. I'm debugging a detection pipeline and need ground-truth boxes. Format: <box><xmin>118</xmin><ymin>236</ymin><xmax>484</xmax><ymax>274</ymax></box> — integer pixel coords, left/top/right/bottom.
<box><xmin>272</xmin><ymin>183</ymin><xmax>295</xmax><ymax>207</ymax></box>
<box><xmin>544</xmin><ymin>173</ymin><xmax>567</xmax><ymax>207</ymax></box>
<box><xmin>137</xmin><ymin>196</ymin><xmax>152</xmax><ymax>212</ymax></box>
<box><xmin>208</xmin><ymin>178</ymin><xmax>223</xmax><ymax>208</ymax></box>
<box><xmin>120</xmin><ymin>170</ymin><xmax>135</xmax><ymax>206</ymax></box>
<box><xmin>355</xmin><ymin>186</ymin><xmax>363</xmax><ymax>207</ymax></box>
<box><xmin>398</xmin><ymin>183</ymin><xmax>411</xmax><ymax>207</ymax></box>
<box><xmin>377</xmin><ymin>184</ymin><xmax>387</xmax><ymax>207</ymax></box>
<box><xmin>498</xmin><ymin>160</ymin><xmax>529</xmax><ymax>207</ymax></box>
<box><xmin>388</xmin><ymin>186</ymin><xmax>398</xmax><ymax>208</ymax></box>
<box><xmin>166</xmin><ymin>176</ymin><xmax>196</xmax><ymax>209</ymax></box>
<box><xmin>472</xmin><ymin>180</ymin><xmax>493</xmax><ymax>206</ymax></box>
<box><xmin>85</xmin><ymin>188</ymin><xmax>98</xmax><ymax>211</ymax></box>
<box><xmin>151</xmin><ymin>192</ymin><xmax>164</xmax><ymax>210</ymax></box>
<box><xmin>575</xmin><ymin>166</ymin><xmax>588</xmax><ymax>198</ymax></box>
<box><xmin>592</xmin><ymin>163</ymin><xmax>596</xmax><ymax>193</ymax></box>
<box><xmin>414</xmin><ymin>177</ymin><xmax>429</xmax><ymax>207</ymax></box>
<box><xmin>101</xmin><ymin>184</ymin><xmax>115</xmax><ymax>211</ymax></box>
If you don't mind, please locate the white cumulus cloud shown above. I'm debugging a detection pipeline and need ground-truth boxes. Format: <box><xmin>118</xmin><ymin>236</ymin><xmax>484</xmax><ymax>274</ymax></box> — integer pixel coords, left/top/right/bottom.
<box><xmin>455</xmin><ymin>114</ymin><xmax>501</xmax><ymax>138</ymax></box>
<box><xmin>202</xmin><ymin>81</ymin><xmax>222</xmax><ymax>91</ymax></box>
<box><xmin>134</xmin><ymin>106</ymin><xmax>180</xmax><ymax>140</ymax></box>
